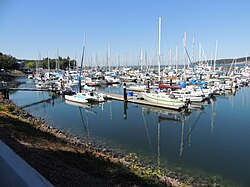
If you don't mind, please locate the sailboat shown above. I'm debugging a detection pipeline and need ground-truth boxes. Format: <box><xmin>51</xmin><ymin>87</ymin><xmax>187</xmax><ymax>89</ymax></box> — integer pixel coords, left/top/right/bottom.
<box><xmin>65</xmin><ymin>93</ymin><xmax>88</xmax><ymax>103</ymax></box>
<box><xmin>65</xmin><ymin>37</ymin><xmax>106</xmax><ymax>104</ymax></box>
<box><xmin>141</xmin><ymin>17</ymin><xmax>187</xmax><ymax>109</ymax></box>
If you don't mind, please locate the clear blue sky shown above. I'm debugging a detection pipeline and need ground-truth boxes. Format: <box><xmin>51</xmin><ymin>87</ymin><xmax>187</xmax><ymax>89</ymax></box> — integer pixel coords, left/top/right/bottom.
<box><xmin>1</xmin><ymin>0</ymin><xmax>250</xmax><ymax>64</ymax></box>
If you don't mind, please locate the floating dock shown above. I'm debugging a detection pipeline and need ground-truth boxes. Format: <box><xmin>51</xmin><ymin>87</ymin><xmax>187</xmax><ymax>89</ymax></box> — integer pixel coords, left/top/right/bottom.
<box><xmin>9</xmin><ymin>88</ymin><xmax>50</xmax><ymax>91</ymax></box>
<box><xmin>105</xmin><ymin>92</ymin><xmax>184</xmax><ymax>110</ymax></box>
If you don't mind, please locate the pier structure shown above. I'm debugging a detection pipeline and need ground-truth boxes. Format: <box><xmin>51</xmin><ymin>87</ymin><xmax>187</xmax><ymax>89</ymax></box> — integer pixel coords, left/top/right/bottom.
<box><xmin>105</xmin><ymin>92</ymin><xmax>184</xmax><ymax>110</ymax></box>
<box><xmin>9</xmin><ymin>88</ymin><xmax>50</xmax><ymax>91</ymax></box>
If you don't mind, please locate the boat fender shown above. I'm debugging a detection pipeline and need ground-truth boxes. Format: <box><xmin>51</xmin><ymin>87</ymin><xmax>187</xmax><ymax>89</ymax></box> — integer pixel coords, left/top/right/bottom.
<box><xmin>169</xmin><ymin>94</ymin><xmax>175</xmax><ymax>99</ymax></box>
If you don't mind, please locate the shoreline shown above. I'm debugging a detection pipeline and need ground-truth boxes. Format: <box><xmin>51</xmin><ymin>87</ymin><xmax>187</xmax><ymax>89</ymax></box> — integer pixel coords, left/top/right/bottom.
<box><xmin>0</xmin><ymin>97</ymin><xmax>180</xmax><ymax>186</ymax></box>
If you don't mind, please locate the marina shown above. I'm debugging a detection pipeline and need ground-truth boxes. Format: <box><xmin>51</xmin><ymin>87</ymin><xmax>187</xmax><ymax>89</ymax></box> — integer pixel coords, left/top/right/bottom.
<box><xmin>2</xmin><ymin>1</ymin><xmax>250</xmax><ymax>185</ymax></box>
<box><xmin>8</xmin><ymin>75</ymin><xmax>250</xmax><ymax>187</ymax></box>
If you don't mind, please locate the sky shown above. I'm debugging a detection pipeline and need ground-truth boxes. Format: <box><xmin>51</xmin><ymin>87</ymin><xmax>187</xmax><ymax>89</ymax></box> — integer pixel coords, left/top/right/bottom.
<box><xmin>1</xmin><ymin>0</ymin><xmax>250</xmax><ymax>65</ymax></box>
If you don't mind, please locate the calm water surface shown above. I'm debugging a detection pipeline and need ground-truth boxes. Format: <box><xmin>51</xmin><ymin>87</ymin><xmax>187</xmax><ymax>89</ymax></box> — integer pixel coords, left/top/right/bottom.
<box><xmin>10</xmin><ymin>78</ymin><xmax>250</xmax><ymax>186</ymax></box>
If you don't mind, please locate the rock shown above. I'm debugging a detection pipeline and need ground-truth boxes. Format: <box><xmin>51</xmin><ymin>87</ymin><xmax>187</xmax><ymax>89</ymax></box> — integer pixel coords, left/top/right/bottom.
<box><xmin>109</xmin><ymin>157</ymin><xmax>119</xmax><ymax>163</ymax></box>
<box><xmin>176</xmin><ymin>166</ymin><xmax>183</xmax><ymax>172</ymax></box>
<box><xmin>119</xmin><ymin>157</ymin><xmax>130</xmax><ymax>167</ymax></box>
<box><xmin>181</xmin><ymin>174</ymin><xmax>189</xmax><ymax>180</ymax></box>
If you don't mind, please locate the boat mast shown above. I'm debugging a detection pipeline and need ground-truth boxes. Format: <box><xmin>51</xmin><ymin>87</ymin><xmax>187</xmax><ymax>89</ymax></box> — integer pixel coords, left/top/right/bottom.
<box><xmin>47</xmin><ymin>51</ymin><xmax>50</xmax><ymax>72</ymax></box>
<box><xmin>74</xmin><ymin>50</ymin><xmax>77</xmax><ymax>71</ymax></box>
<box><xmin>79</xmin><ymin>37</ymin><xmax>85</xmax><ymax>93</ymax></box>
<box><xmin>84</xmin><ymin>34</ymin><xmax>87</xmax><ymax>70</ymax></box>
<box><xmin>68</xmin><ymin>57</ymin><xmax>70</xmax><ymax>71</ymax></box>
<box><xmin>145</xmin><ymin>52</ymin><xmax>148</xmax><ymax>71</ymax></box>
<box><xmin>183</xmin><ymin>32</ymin><xmax>187</xmax><ymax>70</ymax></box>
<box><xmin>192</xmin><ymin>36</ymin><xmax>195</xmax><ymax>67</ymax></box>
<box><xmin>214</xmin><ymin>40</ymin><xmax>218</xmax><ymax>72</ymax></box>
<box><xmin>245</xmin><ymin>50</ymin><xmax>247</xmax><ymax>67</ymax></box>
<box><xmin>56</xmin><ymin>49</ymin><xmax>59</xmax><ymax>71</ymax></box>
<box><xmin>36</xmin><ymin>49</ymin><xmax>40</xmax><ymax>76</ymax></box>
<box><xmin>158</xmin><ymin>17</ymin><xmax>162</xmax><ymax>82</ymax></box>
<box><xmin>169</xmin><ymin>49</ymin><xmax>172</xmax><ymax>68</ymax></box>
<box><xmin>108</xmin><ymin>43</ymin><xmax>111</xmax><ymax>71</ymax></box>
<box><xmin>175</xmin><ymin>45</ymin><xmax>178</xmax><ymax>73</ymax></box>
<box><xmin>140</xmin><ymin>46</ymin><xmax>143</xmax><ymax>70</ymax></box>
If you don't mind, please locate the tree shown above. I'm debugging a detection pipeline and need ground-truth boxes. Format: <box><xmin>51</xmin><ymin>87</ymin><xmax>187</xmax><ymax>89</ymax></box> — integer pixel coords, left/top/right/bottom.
<box><xmin>0</xmin><ymin>52</ymin><xmax>17</xmax><ymax>69</ymax></box>
<box><xmin>25</xmin><ymin>61</ymin><xmax>36</xmax><ymax>68</ymax></box>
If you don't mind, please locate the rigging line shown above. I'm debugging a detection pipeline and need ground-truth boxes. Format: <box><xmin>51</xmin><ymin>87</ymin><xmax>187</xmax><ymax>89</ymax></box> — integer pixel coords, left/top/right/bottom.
<box><xmin>85</xmin><ymin>109</ymin><xmax>89</xmax><ymax>138</ymax></box>
<box><xmin>79</xmin><ymin>107</ymin><xmax>87</xmax><ymax>135</ymax></box>
<box><xmin>157</xmin><ymin>112</ymin><xmax>161</xmax><ymax>169</ymax></box>
<box><xmin>183</xmin><ymin>110</ymin><xmax>204</xmax><ymax>147</ymax></box>
<box><xmin>142</xmin><ymin>110</ymin><xmax>154</xmax><ymax>156</ymax></box>
<box><xmin>184</xmin><ymin>47</ymin><xmax>205</xmax><ymax>95</ymax></box>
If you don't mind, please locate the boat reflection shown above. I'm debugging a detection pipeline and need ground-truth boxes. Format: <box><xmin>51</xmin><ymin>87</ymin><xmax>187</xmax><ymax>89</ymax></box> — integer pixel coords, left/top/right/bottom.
<box><xmin>138</xmin><ymin>103</ymin><xmax>211</xmax><ymax>171</ymax></box>
<box><xmin>140</xmin><ymin>105</ymin><xmax>192</xmax><ymax>169</ymax></box>
<box><xmin>78</xmin><ymin>106</ymin><xmax>90</xmax><ymax>138</ymax></box>
<box><xmin>64</xmin><ymin>100</ymin><xmax>104</xmax><ymax>139</ymax></box>
<box><xmin>64</xmin><ymin>99</ymin><xmax>104</xmax><ymax>115</ymax></box>
<box><xmin>141</xmin><ymin>105</ymin><xmax>190</xmax><ymax>122</ymax></box>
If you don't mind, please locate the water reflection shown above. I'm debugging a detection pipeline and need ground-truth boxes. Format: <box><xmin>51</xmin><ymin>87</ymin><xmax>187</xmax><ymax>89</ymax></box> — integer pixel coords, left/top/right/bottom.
<box><xmin>210</xmin><ymin>98</ymin><xmax>216</xmax><ymax>134</ymax></box>
<box><xmin>64</xmin><ymin>100</ymin><xmax>100</xmax><ymax>115</ymax></box>
<box><xmin>79</xmin><ymin>107</ymin><xmax>89</xmax><ymax>138</ymax></box>
<box><xmin>64</xmin><ymin>100</ymin><xmax>106</xmax><ymax>139</ymax></box>
<box><xmin>140</xmin><ymin>105</ymin><xmax>193</xmax><ymax>171</ymax></box>
<box><xmin>123</xmin><ymin>102</ymin><xmax>128</xmax><ymax>120</ymax></box>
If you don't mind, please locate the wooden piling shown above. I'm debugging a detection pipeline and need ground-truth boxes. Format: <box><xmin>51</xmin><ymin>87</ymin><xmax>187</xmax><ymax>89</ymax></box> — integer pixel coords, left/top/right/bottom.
<box><xmin>0</xmin><ymin>81</ymin><xmax>9</xmax><ymax>99</ymax></box>
<box><xmin>123</xmin><ymin>83</ymin><xmax>127</xmax><ymax>102</ymax></box>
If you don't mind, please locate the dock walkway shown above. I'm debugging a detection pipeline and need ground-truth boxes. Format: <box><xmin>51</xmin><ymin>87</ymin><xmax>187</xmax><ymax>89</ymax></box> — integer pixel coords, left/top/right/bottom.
<box><xmin>0</xmin><ymin>139</ymin><xmax>53</xmax><ymax>187</ymax></box>
<box><xmin>105</xmin><ymin>92</ymin><xmax>183</xmax><ymax>110</ymax></box>
<box><xmin>9</xmin><ymin>88</ymin><xmax>50</xmax><ymax>91</ymax></box>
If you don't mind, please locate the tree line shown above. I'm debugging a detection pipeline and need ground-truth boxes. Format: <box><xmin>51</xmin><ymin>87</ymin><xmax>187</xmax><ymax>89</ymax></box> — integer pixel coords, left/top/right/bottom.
<box><xmin>25</xmin><ymin>56</ymin><xmax>77</xmax><ymax>70</ymax></box>
<box><xmin>0</xmin><ymin>52</ymin><xmax>77</xmax><ymax>70</ymax></box>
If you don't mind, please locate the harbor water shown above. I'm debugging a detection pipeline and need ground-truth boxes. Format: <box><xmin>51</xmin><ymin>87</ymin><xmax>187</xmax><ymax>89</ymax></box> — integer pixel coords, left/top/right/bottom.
<box><xmin>10</xmin><ymin>77</ymin><xmax>250</xmax><ymax>186</ymax></box>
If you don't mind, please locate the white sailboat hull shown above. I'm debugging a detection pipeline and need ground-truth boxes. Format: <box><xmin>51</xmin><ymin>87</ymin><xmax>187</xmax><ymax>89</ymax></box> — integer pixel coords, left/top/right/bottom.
<box><xmin>65</xmin><ymin>94</ymin><xmax>88</xmax><ymax>103</ymax></box>
<box><xmin>141</xmin><ymin>92</ymin><xmax>186</xmax><ymax>107</ymax></box>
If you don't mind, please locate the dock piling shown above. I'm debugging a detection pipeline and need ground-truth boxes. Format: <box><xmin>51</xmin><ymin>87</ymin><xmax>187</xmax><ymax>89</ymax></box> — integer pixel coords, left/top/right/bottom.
<box><xmin>123</xmin><ymin>102</ymin><xmax>127</xmax><ymax>120</ymax></box>
<box><xmin>123</xmin><ymin>83</ymin><xmax>127</xmax><ymax>102</ymax></box>
<box><xmin>0</xmin><ymin>81</ymin><xmax>9</xmax><ymax>99</ymax></box>
<box><xmin>147</xmin><ymin>81</ymin><xmax>150</xmax><ymax>89</ymax></box>
<box><xmin>4</xmin><ymin>89</ymin><xmax>9</xmax><ymax>99</ymax></box>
